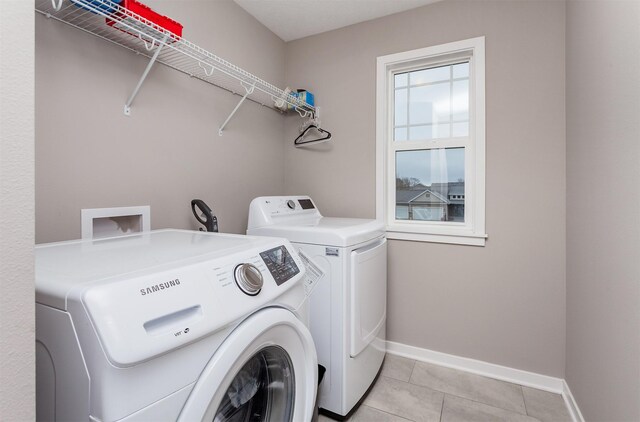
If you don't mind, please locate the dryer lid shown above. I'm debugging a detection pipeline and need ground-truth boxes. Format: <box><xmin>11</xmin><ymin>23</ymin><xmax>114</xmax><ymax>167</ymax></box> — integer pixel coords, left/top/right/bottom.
<box><xmin>248</xmin><ymin>217</ymin><xmax>384</xmax><ymax>247</ymax></box>
<box><xmin>248</xmin><ymin>196</ymin><xmax>385</xmax><ymax>247</ymax></box>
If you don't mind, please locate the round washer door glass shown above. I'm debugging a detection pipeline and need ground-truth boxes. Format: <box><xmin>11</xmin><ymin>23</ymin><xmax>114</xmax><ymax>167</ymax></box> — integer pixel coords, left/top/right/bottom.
<box><xmin>176</xmin><ymin>308</ymin><xmax>317</xmax><ymax>422</ymax></box>
<box><xmin>213</xmin><ymin>346</ymin><xmax>295</xmax><ymax>422</ymax></box>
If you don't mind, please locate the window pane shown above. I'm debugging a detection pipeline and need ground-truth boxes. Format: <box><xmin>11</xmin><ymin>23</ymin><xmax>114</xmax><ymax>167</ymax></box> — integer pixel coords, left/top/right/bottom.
<box><xmin>396</xmin><ymin>205</ymin><xmax>409</xmax><ymax>220</ymax></box>
<box><xmin>395</xmin><ymin>61</ymin><xmax>471</xmax><ymax>142</ymax></box>
<box><xmin>452</xmin><ymin>80</ymin><xmax>469</xmax><ymax>121</ymax></box>
<box><xmin>409</xmin><ymin>124</ymin><xmax>450</xmax><ymax>141</ymax></box>
<box><xmin>409</xmin><ymin>82</ymin><xmax>450</xmax><ymax>125</ymax></box>
<box><xmin>395</xmin><ymin>127</ymin><xmax>407</xmax><ymax>141</ymax></box>
<box><xmin>410</xmin><ymin>65</ymin><xmax>450</xmax><ymax>85</ymax></box>
<box><xmin>411</xmin><ymin>206</ymin><xmax>444</xmax><ymax>221</ymax></box>
<box><xmin>395</xmin><ymin>88</ymin><xmax>408</xmax><ymax>126</ymax></box>
<box><xmin>452</xmin><ymin>122</ymin><xmax>469</xmax><ymax>137</ymax></box>
<box><xmin>395</xmin><ymin>73</ymin><xmax>408</xmax><ymax>88</ymax></box>
<box><xmin>395</xmin><ymin>148</ymin><xmax>465</xmax><ymax>222</ymax></box>
<box><xmin>453</xmin><ymin>62</ymin><xmax>469</xmax><ymax>79</ymax></box>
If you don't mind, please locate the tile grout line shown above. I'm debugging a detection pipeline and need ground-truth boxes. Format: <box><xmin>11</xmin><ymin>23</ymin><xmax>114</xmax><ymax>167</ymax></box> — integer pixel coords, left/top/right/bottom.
<box><xmin>361</xmin><ymin>375</ymin><xmax>401</xmax><ymax>418</ymax></box>
<box><xmin>363</xmin><ymin>405</ymin><xmax>415</xmax><ymax>422</ymax></box>
<box><xmin>408</xmin><ymin>360</ymin><xmax>530</xmax><ymax>416</ymax></box>
<box><xmin>521</xmin><ymin>384</ymin><xmax>530</xmax><ymax>416</ymax></box>
<box><xmin>376</xmin><ymin>373</ymin><xmax>531</xmax><ymax>420</ymax></box>
<box><xmin>407</xmin><ymin>357</ymin><xmax>417</xmax><ymax>383</ymax></box>
<box><xmin>418</xmin><ymin>386</ymin><xmax>532</xmax><ymax>418</ymax></box>
<box><xmin>443</xmin><ymin>393</ymin><xmax>543</xmax><ymax>420</ymax></box>
<box><xmin>366</xmin><ymin>374</ymin><xmax>442</xmax><ymax>422</ymax></box>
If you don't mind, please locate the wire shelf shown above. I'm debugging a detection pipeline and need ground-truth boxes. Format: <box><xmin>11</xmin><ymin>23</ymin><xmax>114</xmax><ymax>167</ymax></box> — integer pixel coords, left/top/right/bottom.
<box><xmin>35</xmin><ymin>0</ymin><xmax>316</xmax><ymax>118</ymax></box>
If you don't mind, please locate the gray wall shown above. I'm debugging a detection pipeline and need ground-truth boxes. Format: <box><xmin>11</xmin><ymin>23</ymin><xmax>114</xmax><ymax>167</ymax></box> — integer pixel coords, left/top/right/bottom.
<box><xmin>35</xmin><ymin>0</ymin><xmax>287</xmax><ymax>243</ymax></box>
<box><xmin>34</xmin><ymin>6</ymin><xmax>640</xmax><ymax>419</ymax></box>
<box><xmin>565</xmin><ymin>1</ymin><xmax>640</xmax><ymax>420</ymax></box>
<box><xmin>284</xmin><ymin>0</ymin><xmax>567</xmax><ymax>377</ymax></box>
<box><xmin>0</xmin><ymin>0</ymin><xmax>36</xmax><ymax>419</ymax></box>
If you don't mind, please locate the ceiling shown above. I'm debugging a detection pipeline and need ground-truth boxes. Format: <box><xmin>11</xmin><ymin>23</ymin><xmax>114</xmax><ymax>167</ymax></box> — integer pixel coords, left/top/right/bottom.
<box><xmin>233</xmin><ymin>0</ymin><xmax>441</xmax><ymax>42</ymax></box>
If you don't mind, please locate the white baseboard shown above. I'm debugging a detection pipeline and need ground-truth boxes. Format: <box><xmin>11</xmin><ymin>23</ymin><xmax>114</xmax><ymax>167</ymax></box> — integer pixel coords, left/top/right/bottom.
<box><xmin>386</xmin><ymin>340</ymin><xmax>583</xmax><ymax>422</ymax></box>
<box><xmin>386</xmin><ymin>340</ymin><xmax>564</xmax><ymax>393</ymax></box>
<box><xmin>562</xmin><ymin>379</ymin><xmax>586</xmax><ymax>422</ymax></box>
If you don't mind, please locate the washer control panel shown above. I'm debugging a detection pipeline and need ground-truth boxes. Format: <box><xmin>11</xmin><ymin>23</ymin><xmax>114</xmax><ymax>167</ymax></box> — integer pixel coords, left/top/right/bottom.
<box><xmin>71</xmin><ymin>232</ymin><xmax>306</xmax><ymax>367</ymax></box>
<box><xmin>259</xmin><ymin>245</ymin><xmax>300</xmax><ymax>285</ymax></box>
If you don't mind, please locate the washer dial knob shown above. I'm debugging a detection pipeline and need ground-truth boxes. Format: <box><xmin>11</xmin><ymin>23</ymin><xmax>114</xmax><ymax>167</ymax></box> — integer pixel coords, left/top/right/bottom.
<box><xmin>286</xmin><ymin>200</ymin><xmax>296</xmax><ymax>210</ymax></box>
<box><xmin>234</xmin><ymin>263</ymin><xmax>263</xmax><ymax>296</ymax></box>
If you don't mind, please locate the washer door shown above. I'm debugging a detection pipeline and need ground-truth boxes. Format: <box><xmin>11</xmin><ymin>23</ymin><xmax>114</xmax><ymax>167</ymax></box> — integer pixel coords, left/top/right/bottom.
<box><xmin>178</xmin><ymin>308</ymin><xmax>317</xmax><ymax>422</ymax></box>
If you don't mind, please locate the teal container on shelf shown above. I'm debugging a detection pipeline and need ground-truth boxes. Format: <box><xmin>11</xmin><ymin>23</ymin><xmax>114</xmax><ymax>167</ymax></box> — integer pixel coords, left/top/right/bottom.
<box><xmin>297</xmin><ymin>90</ymin><xmax>315</xmax><ymax>107</ymax></box>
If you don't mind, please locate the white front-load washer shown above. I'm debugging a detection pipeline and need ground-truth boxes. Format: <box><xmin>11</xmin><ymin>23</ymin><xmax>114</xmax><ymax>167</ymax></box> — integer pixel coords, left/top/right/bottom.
<box><xmin>247</xmin><ymin>196</ymin><xmax>387</xmax><ymax>419</ymax></box>
<box><xmin>35</xmin><ymin>229</ymin><xmax>317</xmax><ymax>422</ymax></box>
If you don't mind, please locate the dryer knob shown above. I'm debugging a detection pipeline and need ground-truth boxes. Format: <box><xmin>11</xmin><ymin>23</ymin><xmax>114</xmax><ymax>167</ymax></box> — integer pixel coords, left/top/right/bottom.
<box><xmin>286</xmin><ymin>200</ymin><xmax>296</xmax><ymax>210</ymax></box>
<box><xmin>234</xmin><ymin>263</ymin><xmax>263</xmax><ymax>296</ymax></box>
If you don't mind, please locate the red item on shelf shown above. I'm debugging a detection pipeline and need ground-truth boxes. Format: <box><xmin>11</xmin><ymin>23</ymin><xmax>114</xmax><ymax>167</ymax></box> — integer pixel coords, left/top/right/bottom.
<box><xmin>107</xmin><ymin>0</ymin><xmax>183</xmax><ymax>40</ymax></box>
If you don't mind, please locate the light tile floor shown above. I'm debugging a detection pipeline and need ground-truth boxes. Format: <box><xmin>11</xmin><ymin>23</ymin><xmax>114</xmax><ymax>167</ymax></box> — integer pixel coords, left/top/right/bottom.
<box><xmin>319</xmin><ymin>354</ymin><xmax>573</xmax><ymax>422</ymax></box>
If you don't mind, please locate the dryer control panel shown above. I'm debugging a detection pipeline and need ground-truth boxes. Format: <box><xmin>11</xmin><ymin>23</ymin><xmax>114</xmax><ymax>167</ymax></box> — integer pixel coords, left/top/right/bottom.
<box><xmin>248</xmin><ymin>196</ymin><xmax>322</xmax><ymax>229</ymax></box>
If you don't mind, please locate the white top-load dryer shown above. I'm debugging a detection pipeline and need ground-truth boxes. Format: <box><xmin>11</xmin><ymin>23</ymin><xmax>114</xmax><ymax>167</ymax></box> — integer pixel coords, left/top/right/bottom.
<box><xmin>35</xmin><ymin>229</ymin><xmax>317</xmax><ymax>422</ymax></box>
<box><xmin>248</xmin><ymin>196</ymin><xmax>387</xmax><ymax>418</ymax></box>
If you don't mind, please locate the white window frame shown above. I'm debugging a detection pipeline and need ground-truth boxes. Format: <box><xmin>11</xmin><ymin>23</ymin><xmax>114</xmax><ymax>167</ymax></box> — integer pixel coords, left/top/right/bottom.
<box><xmin>376</xmin><ymin>37</ymin><xmax>487</xmax><ymax>246</ymax></box>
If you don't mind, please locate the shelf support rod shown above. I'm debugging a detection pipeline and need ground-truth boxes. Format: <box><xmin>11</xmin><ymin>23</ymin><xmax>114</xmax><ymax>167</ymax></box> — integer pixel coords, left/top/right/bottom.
<box><xmin>218</xmin><ymin>83</ymin><xmax>256</xmax><ymax>136</ymax></box>
<box><xmin>123</xmin><ymin>33</ymin><xmax>169</xmax><ymax>116</ymax></box>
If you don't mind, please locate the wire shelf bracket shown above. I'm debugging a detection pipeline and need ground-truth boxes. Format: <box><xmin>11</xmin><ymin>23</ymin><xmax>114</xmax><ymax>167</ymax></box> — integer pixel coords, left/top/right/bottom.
<box><xmin>124</xmin><ymin>33</ymin><xmax>168</xmax><ymax>116</ymax></box>
<box><xmin>218</xmin><ymin>82</ymin><xmax>256</xmax><ymax>136</ymax></box>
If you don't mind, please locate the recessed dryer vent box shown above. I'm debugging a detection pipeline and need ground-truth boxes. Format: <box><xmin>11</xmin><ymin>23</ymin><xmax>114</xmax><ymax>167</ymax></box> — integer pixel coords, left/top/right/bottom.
<box><xmin>81</xmin><ymin>206</ymin><xmax>150</xmax><ymax>240</ymax></box>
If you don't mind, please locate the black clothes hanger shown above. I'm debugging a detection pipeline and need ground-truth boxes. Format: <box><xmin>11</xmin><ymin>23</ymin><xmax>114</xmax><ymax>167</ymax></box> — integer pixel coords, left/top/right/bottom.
<box><xmin>294</xmin><ymin>123</ymin><xmax>332</xmax><ymax>146</ymax></box>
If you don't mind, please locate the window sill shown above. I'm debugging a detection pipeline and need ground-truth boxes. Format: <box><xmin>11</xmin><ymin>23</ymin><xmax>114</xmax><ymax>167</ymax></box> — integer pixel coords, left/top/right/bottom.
<box><xmin>386</xmin><ymin>230</ymin><xmax>487</xmax><ymax>246</ymax></box>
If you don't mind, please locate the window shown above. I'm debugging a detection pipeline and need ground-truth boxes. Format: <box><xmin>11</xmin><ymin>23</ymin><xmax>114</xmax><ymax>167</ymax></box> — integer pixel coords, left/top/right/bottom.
<box><xmin>376</xmin><ymin>37</ymin><xmax>487</xmax><ymax>246</ymax></box>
